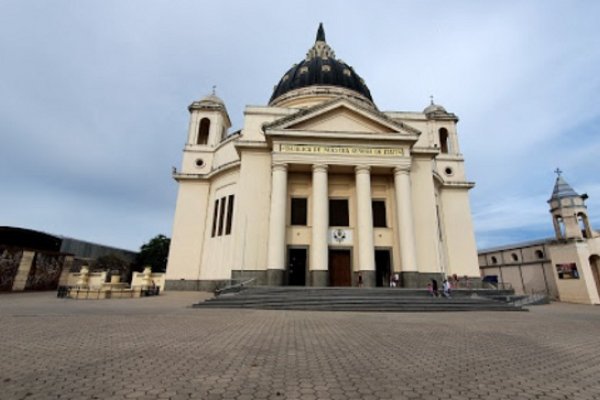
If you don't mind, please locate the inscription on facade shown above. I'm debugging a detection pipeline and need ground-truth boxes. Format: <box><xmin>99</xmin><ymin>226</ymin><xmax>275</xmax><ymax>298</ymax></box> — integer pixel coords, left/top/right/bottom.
<box><xmin>279</xmin><ymin>144</ymin><xmax>403</xmax><ymax>157</ymax></box>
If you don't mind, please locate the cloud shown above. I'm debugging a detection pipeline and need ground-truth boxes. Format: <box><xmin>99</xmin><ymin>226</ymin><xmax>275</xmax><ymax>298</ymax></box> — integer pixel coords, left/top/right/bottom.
<box><xmin>1</xmin><ymin>1</ymin><xmax>599</xmax><ymax>252</ymax></box>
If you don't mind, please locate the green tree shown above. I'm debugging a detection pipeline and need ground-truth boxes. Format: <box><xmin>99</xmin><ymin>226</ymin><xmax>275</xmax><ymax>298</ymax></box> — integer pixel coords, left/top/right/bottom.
<box><xmin>136</xmin><ymin>234</ymin><xmax>170</xmax><ymax>273</ymax></box>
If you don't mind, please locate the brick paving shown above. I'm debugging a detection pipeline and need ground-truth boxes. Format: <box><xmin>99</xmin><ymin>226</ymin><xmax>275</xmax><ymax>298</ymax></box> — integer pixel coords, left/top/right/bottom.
<box><xmin>0</xmin><ymin>292</ymin><xmax>599</xmax><ymax>400</ymax></box>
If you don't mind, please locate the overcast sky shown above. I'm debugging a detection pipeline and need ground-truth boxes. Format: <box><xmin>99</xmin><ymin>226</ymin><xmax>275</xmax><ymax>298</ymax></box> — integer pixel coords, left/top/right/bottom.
<box><xmin>1</xmin><ymin>1</ymin><xmax>599</xmax><ymax>251</ymax></box>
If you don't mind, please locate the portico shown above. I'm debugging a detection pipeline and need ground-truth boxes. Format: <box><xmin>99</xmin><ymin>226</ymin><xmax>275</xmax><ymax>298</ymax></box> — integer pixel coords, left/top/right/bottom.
<box><xmin>265</xmin><ymin>152</ymin><xmax>419</xmax><ymax>287</ymax></box>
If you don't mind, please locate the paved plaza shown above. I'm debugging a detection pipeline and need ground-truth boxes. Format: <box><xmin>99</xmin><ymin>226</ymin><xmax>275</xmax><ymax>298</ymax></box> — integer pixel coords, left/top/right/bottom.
<box><xmin>1</xmin><ymin>292</ymin><xmax>599</xmax><ymax>400</ymax></box>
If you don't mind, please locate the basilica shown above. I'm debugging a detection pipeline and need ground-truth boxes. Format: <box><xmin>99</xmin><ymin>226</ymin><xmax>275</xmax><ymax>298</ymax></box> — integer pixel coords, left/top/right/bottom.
<box><xmin>165</xmin><ymin>25</ymin><xmax>480</xmax><ymax>290</ymax></box>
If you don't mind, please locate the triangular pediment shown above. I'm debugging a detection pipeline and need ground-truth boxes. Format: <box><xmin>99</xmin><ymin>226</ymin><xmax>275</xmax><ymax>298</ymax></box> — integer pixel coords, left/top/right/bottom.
<box><xmin>289</xmin><ymin>107</ymin><xmax>396</xmax><ymax>133</ymax></box>
<box><xmin>265</xmin><ymin>98</ymin><xmax>420</xmax><ymax>137</ymax></box>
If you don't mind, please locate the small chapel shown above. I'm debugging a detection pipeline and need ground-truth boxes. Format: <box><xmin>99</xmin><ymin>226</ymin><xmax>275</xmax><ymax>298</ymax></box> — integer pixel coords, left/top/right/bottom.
<box><xmin>165</xmin><ymin>24</ymin><xmax>481</xmax><ymax>291</ymax></box>
<box><xmin>479</xmin><ymin>172</ymin><xmax>600</xmax><ymax>304</ymax></box>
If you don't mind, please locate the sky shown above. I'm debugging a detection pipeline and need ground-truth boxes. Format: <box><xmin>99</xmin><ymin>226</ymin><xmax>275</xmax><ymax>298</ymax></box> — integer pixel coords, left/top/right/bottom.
<box><xmin>1</xmin><ymin>1</ymin><xmax>599</xmax><ymax>252</ymax></box>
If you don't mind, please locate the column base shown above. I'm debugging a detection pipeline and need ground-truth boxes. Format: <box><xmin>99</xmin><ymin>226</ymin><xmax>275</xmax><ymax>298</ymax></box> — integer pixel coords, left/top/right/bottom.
<box><xmin>355</xmin><ymin>270</ymin><xmax>376</xmax><ymax>287</ymax></box>
<box><xmin>266</xmin><ymin>269</ymin><xmax>285</xmax><ymax>286</ymax></box>
<box><xmin>400</xmin><ymin>272</ymin><xmax>445</xmax><ymax>288</ymax></box>
<box><xmin>310</xmin><ymin>270</ymin><xmax>328</xmax><ymax>287</ymax></box>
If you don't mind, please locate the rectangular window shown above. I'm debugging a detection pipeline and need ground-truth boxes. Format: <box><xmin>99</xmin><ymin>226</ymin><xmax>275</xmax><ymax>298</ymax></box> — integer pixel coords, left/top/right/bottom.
<box><xmin>225</xmin><ymin>195</ymin><xmax>235</xmax><ymax>235</ymax></box>
<box><xmin>556</xmin><ymin>263</ymin><xmax>579</xmax><ymax>279</ymax></box>
<box><xmin>372</xmin><ymin>200</ymin><xmax>387</xmax><ymax>227</ymax></box>
<box><xmin>329</xmin><ymin>199</ymin><xmax>349</xmax><ymax>227</ymax></box>
<box><xmin>291</xmin><ymin>198</ymin><xmax>307</xmax><ymax>226</ymax></box>
<box><xmin>211</xmin><ymin>199</ymin><xmax>219</xmax><ymax>237</ymax></box>
<box><xmin>218</xmin><ymin>196</ymin><xmax>226</xmax><ymax>236</ymax></box>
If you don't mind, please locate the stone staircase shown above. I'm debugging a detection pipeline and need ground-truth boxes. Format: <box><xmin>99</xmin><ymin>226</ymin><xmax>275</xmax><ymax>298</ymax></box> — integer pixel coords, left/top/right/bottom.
<box><xmin>193</xmin><ymin>286</ymin><xmax>526</xmax><ymax>312</ymax></box>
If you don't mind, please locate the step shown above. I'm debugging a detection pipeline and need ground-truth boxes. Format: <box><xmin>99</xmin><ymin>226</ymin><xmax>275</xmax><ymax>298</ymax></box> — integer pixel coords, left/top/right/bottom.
<box><xmin>192</xmin><ymin>287</ymin><xmax>523</xmax><ymax>312</ymax></box>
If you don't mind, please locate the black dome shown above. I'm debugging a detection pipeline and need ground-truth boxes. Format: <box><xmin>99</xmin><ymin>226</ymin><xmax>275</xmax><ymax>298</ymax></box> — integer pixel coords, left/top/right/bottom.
<box><xmin>269</xmin><ymin>24</ymin><xmax>373</xmax><ymax>105</ymax></box>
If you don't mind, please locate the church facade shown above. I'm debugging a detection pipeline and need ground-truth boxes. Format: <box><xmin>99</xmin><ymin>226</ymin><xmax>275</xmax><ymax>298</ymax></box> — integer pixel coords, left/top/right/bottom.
<box><xmin>165</xmin><ymin>25</ymin><xmax>480</xmax><ymax>291</ymax></box>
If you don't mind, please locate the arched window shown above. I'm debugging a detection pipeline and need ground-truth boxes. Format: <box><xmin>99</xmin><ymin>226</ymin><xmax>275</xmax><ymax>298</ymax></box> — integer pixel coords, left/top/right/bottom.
<box><xmin>197</xmin><ymin>118</ymin><xmax>210</xmax><ymax>145</ymax></box>
<box><xmin>555</xmin><ymin>216</ymin><xmax>566</xmax><ymax>239</ymax></box>
<box><xmin>535</xmin><ymin>250</ymin><xmax>544</xmax><ymax>259</ymax></box>
<box><xmin>439</xmin><ymin>128</ymin><xmax>449</xmax><ymax>154</ymax></box>
<box><xmin>578</xmin><ymin>213</ymin><xmax>591</xmax><ymax>238</ymax></box>
<box><xmin>511</xmin><ymin>253</ymin><xmax>518</xmax><ymax>262</ymax></box>
<box><xmin>491</xmin><ymin>256</ymin><xmax>498</xmax><ymax>264</ymax></box>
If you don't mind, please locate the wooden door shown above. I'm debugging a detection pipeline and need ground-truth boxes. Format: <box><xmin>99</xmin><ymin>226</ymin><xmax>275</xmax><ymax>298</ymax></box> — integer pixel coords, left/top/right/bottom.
<box><xmin>329</xmin><ymin>250</ymin><xmax>351</xmax><ymax>286</ymax></box>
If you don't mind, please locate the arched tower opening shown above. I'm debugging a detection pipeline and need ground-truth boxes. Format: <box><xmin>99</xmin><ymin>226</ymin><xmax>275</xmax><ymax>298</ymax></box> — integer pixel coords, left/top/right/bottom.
<box><xmin>198</xmin><ymin>118</ymin><xmax>210</xmax><ymax>145</ymax></box>
<box><xmin>439</xmin><ymin>128</ymin><xmax>449</xmax><ymax>154</ymax></box>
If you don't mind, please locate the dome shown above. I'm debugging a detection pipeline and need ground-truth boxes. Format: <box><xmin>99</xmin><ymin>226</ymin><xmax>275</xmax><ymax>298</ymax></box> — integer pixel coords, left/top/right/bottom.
<box><xmin>423</xmin><ymin>103</ymin><xmax>447</xmax><ymax>115</ymax></box>
<box><xmin>198</xmin><ymin>93</ymin><xmax>225</xmax><ymax>106</ymax></box>
<box><xmin>423</xmin><ymin>97</ymin><xmax>448</xmax><ymax>115</ymax></box>
<box><xmin>269</xmin><ymin>24</ymin><xmax>373</xmax><ymax>106</ymax></box>
<box><xmin>188</xmin><ymin>90</ymin><xmax>228</xmax><ymax>112</ymax></box>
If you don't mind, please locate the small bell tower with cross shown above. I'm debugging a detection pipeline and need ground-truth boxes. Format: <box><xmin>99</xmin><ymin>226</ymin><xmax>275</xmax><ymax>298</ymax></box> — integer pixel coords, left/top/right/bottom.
<box><xmin>186</xmin><ymin>86</ymin><xmax>231</xmax><ymax>149</ymax></box>
<box><xmin>548</xmin><ymin>168</ymin><xmax>593</xmax><ymax>240</ymax></box>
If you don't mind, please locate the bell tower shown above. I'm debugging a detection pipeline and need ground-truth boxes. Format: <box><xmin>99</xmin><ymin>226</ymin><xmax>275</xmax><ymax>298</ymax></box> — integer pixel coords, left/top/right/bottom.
<box><xmin>179</xmin><ymin>90</ymin><xmax>231</xmax><ymax>175</ymax></box>
<box><xmin>548</xmin><ymin>169</ymin><xmax>593</xmax><ymax>240</ymax></box>
<box><xmin>186</xmin><ymin>90</ymin><xmax>231</xmax><ymax>149</ymax></box>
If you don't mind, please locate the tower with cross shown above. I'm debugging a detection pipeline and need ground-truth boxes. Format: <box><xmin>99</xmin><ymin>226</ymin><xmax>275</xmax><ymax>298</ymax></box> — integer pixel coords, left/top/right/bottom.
<box><xmin>548</xmin><ymin>170</ymin><xmax>592</xmax><ymax>240</ymax></box>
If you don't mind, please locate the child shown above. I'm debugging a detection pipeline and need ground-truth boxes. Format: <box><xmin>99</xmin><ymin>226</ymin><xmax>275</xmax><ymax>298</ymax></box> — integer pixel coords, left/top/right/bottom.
<box><xmin>427</xmin><ymin>283</ymin><xmax>434</xmax><ymax>297</ymax></box>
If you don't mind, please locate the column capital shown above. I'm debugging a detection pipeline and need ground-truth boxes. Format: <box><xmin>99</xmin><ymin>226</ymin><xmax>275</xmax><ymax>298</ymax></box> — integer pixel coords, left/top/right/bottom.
<box><xmin>312</xmin><ymin>164</ymin><xmax>328</xmax><ymax>173</ymax></box>
<box><xmin>393</xmin><ymin>166</ymin><xmax>411</xmax><ymax>175</ymax></box>
<box><xmin>272</xmin><ymin>163</ymin><xmax>288</xmax><ymax>172</ymax></box>
<box><xmin>355</xmin><ymin>165</ymin><xmax>371</xmax><ymax>174</ymax></box>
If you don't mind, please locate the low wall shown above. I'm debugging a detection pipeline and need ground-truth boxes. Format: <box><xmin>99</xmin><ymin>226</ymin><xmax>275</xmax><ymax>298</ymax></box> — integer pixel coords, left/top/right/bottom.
<box><xmin>1</xmin><ymin>246</ymin><xmax>73</xmax><ymax>292</ymax></box>
<box><xmin>131</xmin><ymin>272</ymin><xmax>165</xmax><ymax>290</ymax></box>
<box><xmin>66</xmin><ymin>271</ymin><xmax>108</xmax><ymax>288</ymax></box>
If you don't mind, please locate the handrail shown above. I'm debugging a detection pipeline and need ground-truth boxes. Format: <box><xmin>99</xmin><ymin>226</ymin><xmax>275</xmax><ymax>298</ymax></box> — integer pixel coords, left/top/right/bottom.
<box><xmin>214</xmin><ymin>278</ymin><xmax>256</xmax><ymax>296</ymax></box>
<box><xmin>481</xmin><ymin>281</ymin><xmax>513</xmax><ymax>290</ymax></box>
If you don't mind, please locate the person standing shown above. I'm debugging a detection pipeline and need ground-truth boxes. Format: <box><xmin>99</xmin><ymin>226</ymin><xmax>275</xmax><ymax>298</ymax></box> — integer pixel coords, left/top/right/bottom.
<box><xmin>443</xmin><ymin>279</ymin><xmax>452</xmax><ymax>298</ymax></box>
<box><xmin>431</xmin><ymin>279</ymin><xmax>439</xmax><ymax>297</ymax></box>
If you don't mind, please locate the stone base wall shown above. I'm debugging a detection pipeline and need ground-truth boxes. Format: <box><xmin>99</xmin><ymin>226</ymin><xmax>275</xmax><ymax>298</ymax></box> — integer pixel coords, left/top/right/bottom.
<box><xmin>310</xmin><ymin>270</ymin><xmax>328</xmax><ymax>287</ymax></box>
<box><xmin>355</xmin><ymin>270</ymin><xmax>376</xmax><ymax>287</ymax></box>
<box><xmin>166</xmin><ymin>271</ymin><xmax>480</xmax><ymax>290</ymax></box>
<box><xmin>232</xmin><ymin>270</ymin><xmax>267</xmax><ymax>286</ymax></box>
<box><xmin>401</xmin><ymin>272</ymin><xmax>445</xmax><ymax>288</ymax></box>
<box><xmin>266</xmin><ymin>269</ymin><xmax>284</xmax><ymax>286</ymax></box>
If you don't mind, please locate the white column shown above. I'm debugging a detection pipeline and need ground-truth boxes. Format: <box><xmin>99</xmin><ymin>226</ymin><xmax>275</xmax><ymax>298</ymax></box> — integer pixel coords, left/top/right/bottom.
<box><xmin>266</xmin><ymin>163</ymin><xmax>288</xmax><ymax>270</ymax></box>
<box><xmin>394</xmin><ymin>167</ymin><xmax>418</xmax><ymax>272</ymax></box>
<box><xmin>355</xmin><ymin>166</ymin><xmax>375</xmax><ymax>272</ymax></box>
<box><xmin>311</xmin><ymin>164</ymin><xmax>329</xmax><ymax>271</ymax></box>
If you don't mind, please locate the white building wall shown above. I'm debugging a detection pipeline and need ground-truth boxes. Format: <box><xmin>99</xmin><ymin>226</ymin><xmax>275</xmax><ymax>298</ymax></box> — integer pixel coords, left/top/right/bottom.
<box><xmin>165</xmin><ymin>181</ymin><xmax>210</xmax><ymax>282</ymax></box>
<box><xmin>411</xmin><ymin>157</ymin><xmax>441</xmax><ymax>273</ymax></box>
<box><xmin>231</xmin><ymin>150</ymin><xmax>273</xmax><ymax>272</ymax></box>
<box><xmin>439</xmin><ymin>188</ymin><xmax>479</xmax><ymax>277</ymax></box>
